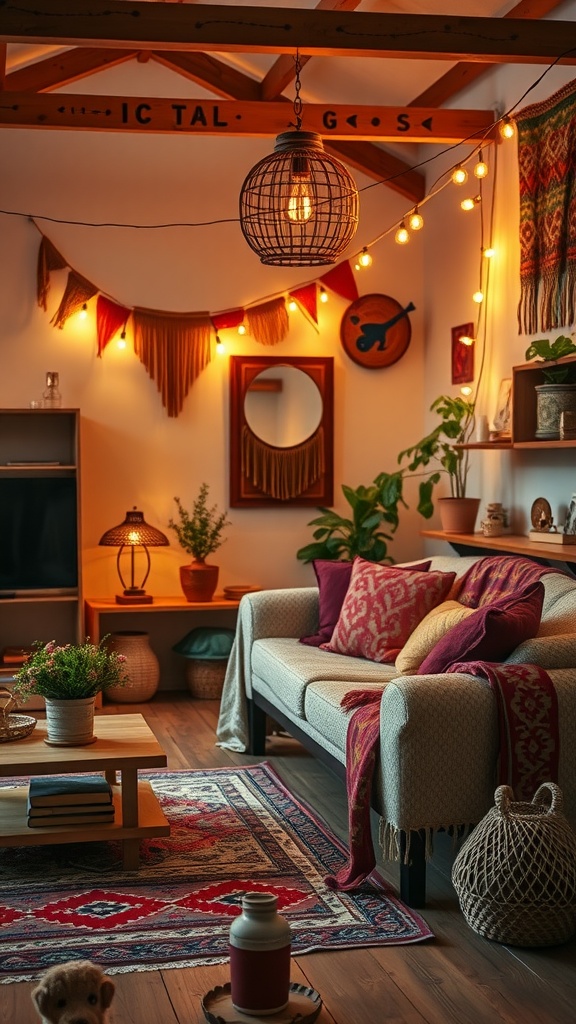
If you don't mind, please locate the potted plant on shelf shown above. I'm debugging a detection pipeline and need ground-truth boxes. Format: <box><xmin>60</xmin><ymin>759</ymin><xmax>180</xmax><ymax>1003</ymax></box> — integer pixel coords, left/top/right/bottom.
<box><xmin>524</xmin><ymin>333</ymin><xmax>576</xmax><ymax>440</ymax></box>
<box><xmin>168</xmin><ymin>483</ymin><xmax>231</xmax><ymax>602</ymax></box>
<box><xmin>12</xmin><ymin>638</ymin><xmax>127</xmax><ymax>746</ymax></box>
<box><xmin>296</xmin><ymin>477</ymin><xmax>404</xmax><ymax>564</ymax></box>
<box><xmin>396</xmin><ymin>393</ymin><xmax>479</xmax><ymax>534</ymax></box>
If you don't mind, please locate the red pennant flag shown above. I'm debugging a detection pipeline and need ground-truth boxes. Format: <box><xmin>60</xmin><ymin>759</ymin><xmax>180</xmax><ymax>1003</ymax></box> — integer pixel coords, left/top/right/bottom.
<box><xmin>96</xmin><ymin>295</ymin><xmax>130</xmax><ymax>356</ymax></box>
<box><xmin>320</xmin><ymin>261</ymin><xmax>359</xmax><ymax>302</ymax></box>
<box><xmin>211</xmin><ymin>308</ymin><xmax>245</xmax><ymax>332</ymax></box>
<box><xmin>289</xmin><ymin>283</ymin><xmax>319</xmax><ymax>332</ymax></box>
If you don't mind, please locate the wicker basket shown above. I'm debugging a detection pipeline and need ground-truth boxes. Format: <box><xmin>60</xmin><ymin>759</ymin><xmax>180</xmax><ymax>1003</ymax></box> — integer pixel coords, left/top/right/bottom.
<box><xmin>452</xmin><ymin>783</ymin><xmax>576</xmax><ymax>947</ymax></box>
<box><xmin>185</xmin><ymin>659</ymin><xmax>228</xmax><ymax>699</ymax></box>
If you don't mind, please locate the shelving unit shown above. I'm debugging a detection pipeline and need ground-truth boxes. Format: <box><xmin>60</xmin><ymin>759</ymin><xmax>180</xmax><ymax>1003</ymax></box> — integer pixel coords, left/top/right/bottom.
<box><xmin>0</xmin><ymin>409</ymin><xmax>82</xmax><ymax>707</ymax></box>
<box><xmin>421</xmin><ymin>529</ymin><xmax>576</xmax><ymax>565</ymax></box>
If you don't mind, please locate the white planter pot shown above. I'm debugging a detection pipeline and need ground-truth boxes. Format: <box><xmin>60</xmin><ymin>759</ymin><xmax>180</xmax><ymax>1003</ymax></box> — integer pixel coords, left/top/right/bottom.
<box><xmin>44</xmin><ymin>697</ymin><xmax>96</xmax><ymax>746</ymax></box>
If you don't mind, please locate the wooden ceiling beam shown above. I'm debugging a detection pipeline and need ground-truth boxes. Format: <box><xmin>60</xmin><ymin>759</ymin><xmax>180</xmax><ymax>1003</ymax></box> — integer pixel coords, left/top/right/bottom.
<box><xmin>150</xmin><ymin>51</ymin><xmax>262</xmax><ymax>102</ymax></box>
<box><xmin>2</xmin><ymin>1</ymin><xmax>576</xmax><ymax>64</ymax></box>
<box><xmin>410</xmin><ymin>0</ymin><xmax>569</xmax><ymax>107</ymax></box>
<box><xmin>4</xmin><ymin>48</ymin><xmax>138</xmax><ymax>92</ymax></box>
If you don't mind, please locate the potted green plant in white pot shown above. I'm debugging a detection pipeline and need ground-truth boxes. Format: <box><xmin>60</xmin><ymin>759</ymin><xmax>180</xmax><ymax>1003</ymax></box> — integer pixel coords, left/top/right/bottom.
<box><xmin>524</xmin><ymin>333</ymin><xmax>576</xmax><ymax>440</ymax></box>
<box><xmin>168</xmin><ymin>484</ymin><xmax>231</xmax><ymax>602</ymax></box>
<box><xmin>397</xmin><ymin>393</ymin><xmax>479</xmax><ymax>533</ymax></box>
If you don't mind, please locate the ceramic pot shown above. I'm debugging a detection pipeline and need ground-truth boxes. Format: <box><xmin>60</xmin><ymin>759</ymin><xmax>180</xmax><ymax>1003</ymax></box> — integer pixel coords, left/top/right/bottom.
<box><xmin>438</xmin><ymin>497</ymin><xmax>480</xmax><ymax>534</ymax></box>
<box><xmin>44</xmin><ymin>696</ymin><xmax>96</xmax><ymax>746</ymax></box>
<box><xmin>106</xmin><ymin>631</ymin><xmax>159</xmax><ymax>702</ymax></box>
<box><xmin>179</xmin><ymin>560</ymin><xmax>219</xmax><ymax>602</ymax></box>
<box><xmin>535</xmin><ymin>383</ymin><xmax>576</xmax><ymax>440</ymax></box>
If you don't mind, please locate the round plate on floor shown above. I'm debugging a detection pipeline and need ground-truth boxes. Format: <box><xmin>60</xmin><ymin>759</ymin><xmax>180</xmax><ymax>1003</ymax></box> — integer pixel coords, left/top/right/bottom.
<box><xmin>201</xmin><ymin>982</ymin><xmax>322</xmax><ymax>1024</ymax></box>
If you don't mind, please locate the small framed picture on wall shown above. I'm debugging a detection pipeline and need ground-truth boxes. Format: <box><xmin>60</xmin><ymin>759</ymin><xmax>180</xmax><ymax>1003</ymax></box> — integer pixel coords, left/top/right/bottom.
<box><xmin>451</xmin><ymin>323</ymin><xmax>474</xmax><ymax>384</ymax></box>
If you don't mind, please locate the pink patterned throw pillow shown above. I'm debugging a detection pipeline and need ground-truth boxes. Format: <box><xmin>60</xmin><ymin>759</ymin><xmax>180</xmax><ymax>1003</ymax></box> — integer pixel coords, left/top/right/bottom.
<box><xmin>322</xmin><ymin>558</ymin><xmax>456</xmax><ymax>663</ymax></box>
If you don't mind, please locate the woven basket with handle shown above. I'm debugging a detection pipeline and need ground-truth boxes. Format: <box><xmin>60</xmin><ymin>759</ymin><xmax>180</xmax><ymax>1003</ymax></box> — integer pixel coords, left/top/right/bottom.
<box><xmin>452</xmin><ymin>782</ymin><xmax>576</xmax><ymax>947</ymax></box>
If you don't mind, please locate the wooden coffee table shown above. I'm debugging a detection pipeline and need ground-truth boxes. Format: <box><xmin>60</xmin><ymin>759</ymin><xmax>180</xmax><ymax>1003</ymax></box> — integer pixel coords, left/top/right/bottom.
<box><xmin>0</xmin><ymin>713</ymin><xmax>170</xmax><ymax>869</ymax></box>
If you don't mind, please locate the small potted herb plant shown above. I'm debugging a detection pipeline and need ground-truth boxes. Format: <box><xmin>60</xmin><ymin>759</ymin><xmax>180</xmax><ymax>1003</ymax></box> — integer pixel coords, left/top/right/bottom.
<box><xmin>168</xmin><ymin>483</ymin><xmax>231</xmax><ymax>602</ymax></box>
<box><xmin>525</xmin><ymin>334</ymin><xmax>576</xmax><ymax>439</ymax></box>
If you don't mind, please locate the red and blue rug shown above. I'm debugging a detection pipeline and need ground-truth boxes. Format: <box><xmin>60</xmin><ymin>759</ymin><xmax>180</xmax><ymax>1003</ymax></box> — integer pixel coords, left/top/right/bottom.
<box><xmin>0</xmin><ymin>762</ymin><xmax>432</xmax><ymax>983</ymax></box>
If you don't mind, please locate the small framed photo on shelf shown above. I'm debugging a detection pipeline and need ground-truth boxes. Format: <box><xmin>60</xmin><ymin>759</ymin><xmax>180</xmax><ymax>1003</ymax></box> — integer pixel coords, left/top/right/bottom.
<box><xmin>493</xmin><ymin>377</ymin><xmax>512</xmax><ymax>436</ymax></box>
<box><xmin>564</xmin><ymin>494</ymin><xmax>576</xmax><ymax>535</ymax></box>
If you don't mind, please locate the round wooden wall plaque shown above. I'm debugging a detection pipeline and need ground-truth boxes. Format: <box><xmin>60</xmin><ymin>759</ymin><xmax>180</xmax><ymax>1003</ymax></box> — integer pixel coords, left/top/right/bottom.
<box><xmin>340</xmin><ymin>293</ymin><xmax>414</xmax><ymax>369</ymax></box>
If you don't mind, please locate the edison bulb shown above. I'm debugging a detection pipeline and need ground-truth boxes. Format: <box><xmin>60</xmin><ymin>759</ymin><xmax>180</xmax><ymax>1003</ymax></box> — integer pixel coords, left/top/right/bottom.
<box><xmin>238</xmin><ymin>324</ymin><xmax>246</xmax><ymax>335</ymax></box>
<box><xmin>459</xmin><ymin>335</ymin><xmax>474</xmax><ymax>346</ymax></box>
<box><xmin>359</xmin><ymin>248</ymin><xmax>372</xmax><ymax>268</ymax></box>
<box><xmin>285</xmin><ymin>179</ymin><xmax>313</xmax><ymax>223</ymax></box>
<box><xmin>461</xmin><ymin>385</ymin><xmax>473</xmax><ymax>397</ymax></box>
<box><xmin>472</xmin><ymin>290</ymin><xmax>484</xmax><ymax>304</ymax></box>
<box><xmin>452</xmin><ymin>165</ymin><xmax>468</xmax><ymax>185</ymax></box>
<box><xmin>319</xmin><ymin>287</ymin><xmax>328</xmax><ymax>303</ymax></box>
<box><xmin>461</xmin><ymin>197</ymin><xmax>476</xmax><ymax>211</ymax></box>
<box><xmin>500</xmin><ymin>117</ymin><xmax>516</xmax><ymax>140</ymax></box>
<box><xmin>409</xmin><ymin>209</ymin><xmax>424</xmax><ymax>231</ymax></box>
<box><xmin>395</xmin><ymin>222</ymin><xmax>409</xmax><ymax>245</ymax></box>
<box><xmin>288</xmin><ymin>300</ymin><xmax>298</xmax><ymax>312</ymax></box>
<box><xmin>79</xmin><ymin>303</ymin><xmax>88</xmax><ymax>320</ymax></box>
<box><xmin>483</xmin><ymin>246</ymin><xmax>495</xmax><ymax>259</ymax></box>
<box><xmin>474</xmin><ymin>154</ymin><xmax>488</xmax><ymax>179</ymax></box>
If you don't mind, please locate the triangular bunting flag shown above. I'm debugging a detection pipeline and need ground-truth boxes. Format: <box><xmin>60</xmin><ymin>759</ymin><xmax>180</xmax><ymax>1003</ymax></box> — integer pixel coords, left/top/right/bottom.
<box><xmin>96</xmin><ymin>295</ymin><xmax>131</xmax><ymax>356</ymax></box>
<box><xmin>211</xmin><ymin>308</ymin><xmax>245</xmax><ymax>332</ymax></box>
<box><xmin>320</xmin><ymin>261</ymin><xmax>359</xmax><ymax>302</ymax></box>
<box><xmin>50</xmin><ymin>271</ymin><xmax>99</xmax><ymax>330</ymax></box>
<box><xmin>37</xmin><ymin>235</ymin><xmax>68</xmax><ymax>311</ymax></box>
<box><xmin>289</xmin><ymin>284</ymin><xmax>319</xmax><ymax>332</ymax></box>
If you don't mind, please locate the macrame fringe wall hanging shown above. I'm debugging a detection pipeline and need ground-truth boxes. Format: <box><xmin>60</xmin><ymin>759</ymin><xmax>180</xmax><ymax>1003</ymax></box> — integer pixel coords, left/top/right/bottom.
<box><xmin>34</xmin><ymin>227</ymin><xmax>359</xmax><ymax>417</ymax></box>
<box><xmin>242</xmin><ymin>425</ymin><xmax>324</xmax><ymax>501</ymax></box>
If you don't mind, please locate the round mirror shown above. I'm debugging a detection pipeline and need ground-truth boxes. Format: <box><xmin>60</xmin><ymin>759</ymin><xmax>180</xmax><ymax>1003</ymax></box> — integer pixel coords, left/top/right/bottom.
<box><xmin>244</xmin><ymin>365</ymin><xmax>323</xmax><ymax>448</ymax></box>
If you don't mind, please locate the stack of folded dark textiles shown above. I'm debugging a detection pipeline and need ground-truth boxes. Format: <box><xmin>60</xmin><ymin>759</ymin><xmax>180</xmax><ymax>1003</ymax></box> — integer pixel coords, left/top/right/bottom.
<box><xmin>27</xmin><ymin>775</ymin><xmax>114</xmax><ymax>827</ymax></box>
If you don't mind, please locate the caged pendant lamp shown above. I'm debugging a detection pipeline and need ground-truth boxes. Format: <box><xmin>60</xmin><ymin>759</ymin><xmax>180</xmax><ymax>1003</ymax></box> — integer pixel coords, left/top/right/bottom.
<box><xmin>239</xmin><ymin>54</ymin><xmax>359</xmax><ymax>267</ymax></box>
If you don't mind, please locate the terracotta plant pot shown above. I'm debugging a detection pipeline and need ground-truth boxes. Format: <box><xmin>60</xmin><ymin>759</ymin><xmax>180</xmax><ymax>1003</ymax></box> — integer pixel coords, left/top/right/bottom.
<box><xmin>438</xmin><ymin>497</ymin><xmax>480</xmax><ymax>534</ymax></box>
<box><xmin>179</xmin><ymin>560</ymin><xmax>219</xmax><ymax>602</ymax></box>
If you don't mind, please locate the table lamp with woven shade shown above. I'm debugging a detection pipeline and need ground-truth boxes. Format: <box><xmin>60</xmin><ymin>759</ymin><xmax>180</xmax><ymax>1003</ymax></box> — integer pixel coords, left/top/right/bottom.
<box><xmin>98</xmin><ymin>507</ymin><xmax>169</xmax><ymax>604</ymax></box>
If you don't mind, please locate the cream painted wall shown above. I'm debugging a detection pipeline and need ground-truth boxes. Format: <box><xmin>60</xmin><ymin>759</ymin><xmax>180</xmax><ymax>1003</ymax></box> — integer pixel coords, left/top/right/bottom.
<box><xmin>0</xmin><ymin>58</ymin><xmax>425</xmax><ymax>604</ymax></box>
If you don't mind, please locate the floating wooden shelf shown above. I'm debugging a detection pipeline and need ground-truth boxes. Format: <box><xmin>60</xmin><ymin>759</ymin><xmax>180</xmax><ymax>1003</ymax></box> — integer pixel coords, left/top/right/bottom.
<box><xmin>421</xmin><ymin>529</ymin><xmax>576</xmax><ymax>565</ymax></box>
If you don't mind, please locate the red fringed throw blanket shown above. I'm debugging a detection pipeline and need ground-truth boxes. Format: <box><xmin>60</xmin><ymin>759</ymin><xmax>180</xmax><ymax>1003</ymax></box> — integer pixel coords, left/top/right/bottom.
<box><xmin>327</xmin><ymin>663</ymin><xmax>560</xmax><ymax>892</ymax></box>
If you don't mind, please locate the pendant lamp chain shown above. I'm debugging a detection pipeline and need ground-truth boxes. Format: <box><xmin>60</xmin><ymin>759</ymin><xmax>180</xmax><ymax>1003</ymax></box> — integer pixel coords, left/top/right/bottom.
<box><xmin>292</xmin><ymin>52</ymin><xmax>304</xmax><ymax>132</ymax></box>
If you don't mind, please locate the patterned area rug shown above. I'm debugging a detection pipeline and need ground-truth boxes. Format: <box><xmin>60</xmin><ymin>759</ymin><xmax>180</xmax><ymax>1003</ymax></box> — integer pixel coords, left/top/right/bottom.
<box><xmin>0</xmin><ymin>763</ymin><xmax>432</xmax><ymax>983</ymax></box>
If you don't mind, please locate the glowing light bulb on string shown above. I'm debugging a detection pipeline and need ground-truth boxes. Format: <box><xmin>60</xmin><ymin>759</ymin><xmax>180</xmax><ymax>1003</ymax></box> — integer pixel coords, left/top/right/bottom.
<box><xmin>215</xmin><ymin>334</ymin><xmax>225</xmax><ymax>353</ymax></box>
<box><xmin>473</xmin><ymin>151</ymin><xmax>488</xmax><ymax>179</ymax></box>
<box><xmin>238</xmin><ymin>323</ymin><xmax>246</xmax><ymax>336</ymax></box>
<box><xmin>461</xmin><ymin>195</ymin><xmax>481</xmax><ymax>212</ymax></box>
<box><xmin>288</xmin><ymin>299</ymin><xmax>298</xmax><ymax>312</ymax></box>
<box><xmin>358</xmin><ymin>247</ymin><xmax>372</xmax><ymax>268</ymax></box>
<box><xmin>483</xmin><ymin>246</ymin><xmax>495</xmax><ymax>259</ymax></box>
<box><xmin>117</xmin><ymin>328</ymin><xmax>127</xmax><ymax>350</ymax></box>
<box><xmin>452</xmin><ymin>165</ymin><xmax>468</xmax><ymax>185</ymax></box>
<box><xmin>499</xmin><ymin>116</ymin><xmax>516</xmax><ymax>140</ymax></box>
<box><xmin>472</xmin><ymin>290</ymin><xmax>484</xmax><ymax>304</ymax></box>
<box><xmin>409</xmin><ymin>207</ymin><xmax>423</xmax><ymax>231</ymax></box>
<box><xmin>319</xmin><ymin>286</ymin><xmax>328</xmax><ymax>304</ymax></box>
<box><xmin>459</xmin><ymin>334</ymin><xmax>474</xmax><ymax>347</ymax></box>
<box><xmin>461</xmin><ymin>385</ymin><xmax>473</xmax><ymax>397</ymax></box>
<box><xmin>395</xmin><ymin>221</ymin><xmax>410</xmax><ymax>245</ymax></box>
<box><xmin>79</xmin><ymin>303</ymin><xmax>88</xmax><ymax>320</ymax></box>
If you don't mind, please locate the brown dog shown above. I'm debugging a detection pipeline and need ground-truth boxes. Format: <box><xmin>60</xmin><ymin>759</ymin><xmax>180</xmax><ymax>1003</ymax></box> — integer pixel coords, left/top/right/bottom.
<box><xmin>31</xmin><ymin>960</ymin><xmax>115</xmax><ymax>1024</ymax></box>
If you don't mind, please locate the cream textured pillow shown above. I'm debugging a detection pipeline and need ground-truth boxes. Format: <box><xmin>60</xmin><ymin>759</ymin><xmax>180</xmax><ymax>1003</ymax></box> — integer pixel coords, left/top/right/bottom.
<box><xmin>395</xmin><ymin>600</ymin><xmax>475</xmax><ymax>675</ymax></box>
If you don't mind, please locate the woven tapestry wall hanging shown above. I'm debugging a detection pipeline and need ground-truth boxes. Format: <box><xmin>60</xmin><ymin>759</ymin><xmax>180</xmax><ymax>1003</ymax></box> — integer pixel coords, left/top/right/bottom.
<box><xmin>517</xmin><ymin>79</ymin><xmax>576</xmax><ymax>335</ymax></box>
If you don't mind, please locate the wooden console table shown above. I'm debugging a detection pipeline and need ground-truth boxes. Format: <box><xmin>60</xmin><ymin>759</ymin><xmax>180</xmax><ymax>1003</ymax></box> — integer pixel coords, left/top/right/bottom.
<box><xmin>0</xmin><ymin>714</ymin><xmax>169</xmax><ymax>869</ymax></box>
<box><xmin>85</xmin><ymin>595</ymin><xmax>241</xmax><ymax>645</ymax></box>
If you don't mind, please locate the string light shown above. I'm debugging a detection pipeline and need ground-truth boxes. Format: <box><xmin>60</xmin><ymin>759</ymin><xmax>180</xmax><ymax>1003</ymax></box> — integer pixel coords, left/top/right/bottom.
<box><xmin>117</xmin><ymin>327</ymin><xmax>127</xmax><ymax>349</ymax></box>
<box><xmin>459</xmin><ymin>334</ymin><xmax>475</xmax><ymax>346</ymax></box>
<box><xmin>215</xmin><ymin>334</ymin><xmax>224</xmax><ymax>352</ymax></box>
<box><xmin>461</xmin><ymin>195</ymin><xmax>481</xmax><ymax>212</ymax></box>
<box><xmin>358</xmin><ymin>247</ymin><xmax>372</xmax><ymax>268</ymax></box>
<box><xmin>409</xmin><ymin>207</ymin><xmax>424</xmax><ymax>231</ymax></box>
<box><xmin>472</xmin><ymin>290</ymin><xmax>484</xmax><ymax>304</ymax></box>
<box><xmin>483</xmin><ymin>246</ymin><xmax>495</xmax><ymax>259</ymax></box>
<box><xmin>319</xmin><ymin>286</ymin><xmax>328</xmax><ymax>303</ymax></box>
<box><xmin>499</xmin><ymin>116</ymin><xmax>516</xmax><ymax>140</ymax></box>
<box><xmin>238</xmin><ymin>324</ymin><xmax>246</xmax><ymax>335</ymax></box>
<box><xmin>474</xmin><ymin>151</ymin><xmax>488</xmax><ymax>179</ymax></box>
<box><xmin>395</xmin><ymin>221</ymin><xmax>410</xmax><ymax>245</ymax></box>
<box><xmin>460</xmin><ymin>385</ymin><xmax>473</xmax><ymax>397</ymax></box>
<box><xmin>451</xmin><ymin>165</ymin><xmax>468</xmax><ymax>185</ymax></box>
<box><xmin>288</xmin><ymin>299</ymin><xmax>298</xmax><ymax>312</ymax></box>
<box><xmin>79</xmin><ymin>303</ymin><xmax>88</xmax><ymax>320</ymax></box>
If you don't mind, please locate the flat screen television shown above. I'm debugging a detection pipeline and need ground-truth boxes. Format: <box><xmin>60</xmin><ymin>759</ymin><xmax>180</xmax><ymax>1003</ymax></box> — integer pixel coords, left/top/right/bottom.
<box><xmin>0</xmin><ymin>477</ymin><xmax>78</xmax><ymax>595</ymax></box>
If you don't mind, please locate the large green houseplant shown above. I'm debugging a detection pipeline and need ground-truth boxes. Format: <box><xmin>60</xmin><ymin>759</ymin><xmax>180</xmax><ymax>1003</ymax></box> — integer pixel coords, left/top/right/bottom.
<box><xmin>396</xmin><ymin>394</ymin><xmax>478</xmax><ymax>532</ymax></box>
<box><xmin>168</xmin><ymin>483</ymin><xmax>231</xmax><ymax>602</ymax></box>
<box><xmin>525</xmin><ymin>334</ymin><xmax>576</xmax><ymax>440</ymax></box>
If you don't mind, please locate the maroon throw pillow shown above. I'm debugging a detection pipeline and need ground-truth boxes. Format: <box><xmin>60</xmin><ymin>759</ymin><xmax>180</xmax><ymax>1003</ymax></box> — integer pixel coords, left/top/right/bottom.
<box><xmin>417</xmin><ymin>580</ymin><xmax>545</xmax><ymax>674</ymax></box>
<box><xmin>300</xmin><ymin>558</ymin><xmax>431</xmax><ymax>647</ymax></box>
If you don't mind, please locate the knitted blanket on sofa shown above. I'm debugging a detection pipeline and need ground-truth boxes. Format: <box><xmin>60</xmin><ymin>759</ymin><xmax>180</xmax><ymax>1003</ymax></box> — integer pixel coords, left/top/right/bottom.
<box><xmin>325</xmin><ymin>661</ymin><xmax>559</xmax><ymax>892</ymax></box>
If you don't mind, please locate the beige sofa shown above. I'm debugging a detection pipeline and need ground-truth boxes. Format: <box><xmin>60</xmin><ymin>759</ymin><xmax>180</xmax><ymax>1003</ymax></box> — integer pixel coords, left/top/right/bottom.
<box><xmin>216</xmin><ymin>554</ymin><xmax>576</xmax><ymax>906</ymax></box>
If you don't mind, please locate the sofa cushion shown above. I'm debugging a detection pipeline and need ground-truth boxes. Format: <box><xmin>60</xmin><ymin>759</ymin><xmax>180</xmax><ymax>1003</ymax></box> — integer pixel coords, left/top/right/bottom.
<box><xmin>322</xmin><ymin>558</ymin><xmax>456</xmax><ymax>664</ymax></box>
<box><xmin>418</xmin><ymin>580</ymin><xmax>545</xmax><ymax>674</ymax></box>
<box><xmin>395</xmin><ymin>600</ymin><xmax>475</xmax><ymax>674</ymax></box>
<box><xmin>300</xmin><ymin>558</ymin><xmax>431</xmax><ymax>647</ymax></box>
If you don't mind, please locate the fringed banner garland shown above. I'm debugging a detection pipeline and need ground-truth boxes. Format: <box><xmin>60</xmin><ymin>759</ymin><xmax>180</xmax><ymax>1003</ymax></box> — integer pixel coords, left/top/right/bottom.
<box><xmin>51</xmin><ymin>271</ymin><xmax>99</xmax><ymax>330</ymax></box>
<box><xmin>242</xmin><ymin>424</ymin><xmax>324</xmax><ymax>501</ymax></box>
<box><xmin>37</xmin><ymin>236</ymin><xmax>67</xmax><ymax>311</ymax></box>
<box><xmin>133</xmin><ymin>308</ymin><xmax>212</xmax><ymax>418</ymax></box>
<box><xmin>96</xmin><ymin>295</ymin><xmax>130</xmax><ymax>356</ymax></box>
<box><xmin>246</xmin><ymin>297</ymin><xmax>289</xmax><ymax>346</ymax></box>
<box><xmin>516</xmin><ymin>78</ymin><xmax>576</xmax><ymax>334</ymax></box>
<box><xmin>211</xmin><ymin>308</ymin><xmax>245</xmax><ymax>332</ymax></box>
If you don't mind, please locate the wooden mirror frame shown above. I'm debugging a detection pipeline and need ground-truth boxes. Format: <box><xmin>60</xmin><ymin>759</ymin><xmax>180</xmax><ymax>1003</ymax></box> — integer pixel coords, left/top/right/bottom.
<box><xmin>230</xmin><ymin>355</ymin><xmax>334</xmax><ymax>508</ymax></box>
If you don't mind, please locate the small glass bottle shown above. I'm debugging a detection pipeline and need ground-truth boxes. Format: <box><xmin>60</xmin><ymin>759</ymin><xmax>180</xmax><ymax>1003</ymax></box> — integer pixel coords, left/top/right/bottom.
<box><xmin>229</xmin><ymin>892</ymin><xmax>291</xmax><ymax>1016</ymax></box>
<box><xmin>43</xmin><ymin>371</ymin><xmax>62</xmax><ymax>409</ymax></box>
